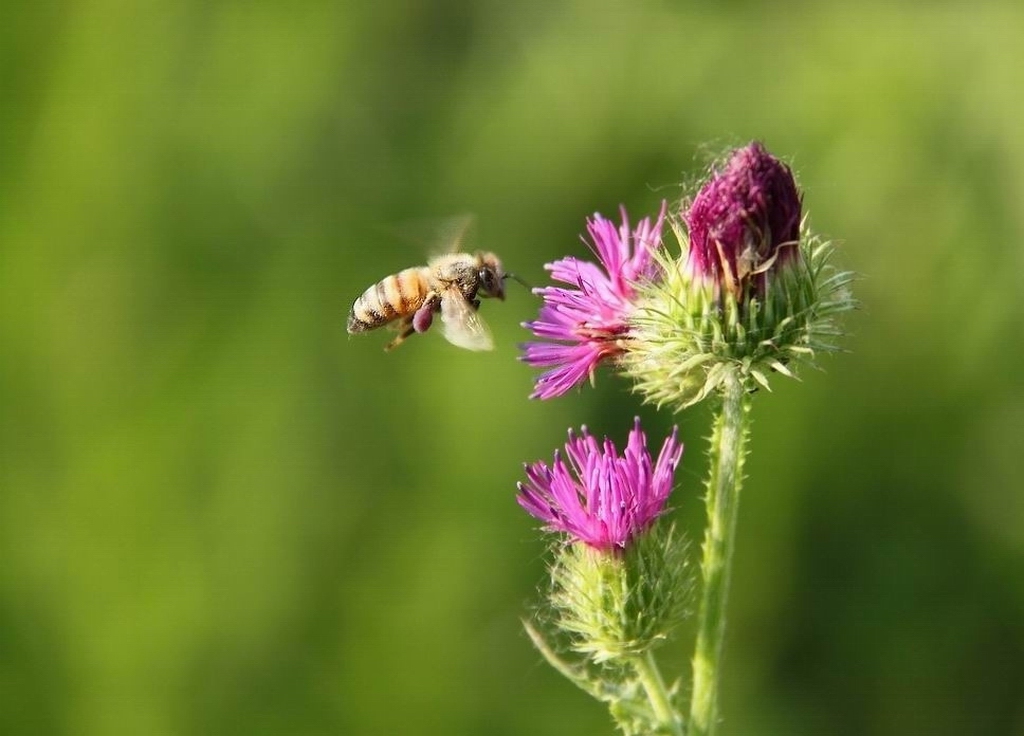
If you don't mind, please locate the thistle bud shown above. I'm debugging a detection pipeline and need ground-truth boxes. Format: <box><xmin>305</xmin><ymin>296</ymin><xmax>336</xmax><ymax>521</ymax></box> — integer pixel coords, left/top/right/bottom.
<box><xmin>684</xmin><ymin>142</ymin><xmax>802</xmax><ymax>297</ymax></box>
<box><xmin>623</xmin><ymin>142</ymin><xmax>855</xmax><ymax>409</ymax></box>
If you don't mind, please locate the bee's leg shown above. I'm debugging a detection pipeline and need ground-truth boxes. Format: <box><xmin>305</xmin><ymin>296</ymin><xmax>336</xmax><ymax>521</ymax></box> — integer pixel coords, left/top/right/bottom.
<box><xmin>384</xmin><ymin>316</ymin><xmax>417</xmax><ymax>351</ymax></box>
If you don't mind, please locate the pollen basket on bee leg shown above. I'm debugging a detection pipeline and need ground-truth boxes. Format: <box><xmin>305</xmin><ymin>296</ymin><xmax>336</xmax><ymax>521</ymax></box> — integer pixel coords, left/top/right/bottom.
<box><xmin>413</xmin><ymin>304</ymin><xmax>434</xmax><ymax>333</ymax></box>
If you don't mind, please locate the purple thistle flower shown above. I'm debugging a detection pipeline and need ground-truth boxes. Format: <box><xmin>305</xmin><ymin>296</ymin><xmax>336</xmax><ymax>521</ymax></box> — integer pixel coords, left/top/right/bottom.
<box><xmin>517</xmin><ymin>418</ymin><xmax>683</xmax><ymax>550</ymax></box>
<box><xmin>685</xmin><ymin>142</ymin><xmax>802</xmax><ymax>297</ymax></box>
<box><xmin>521</xmin><ymin>204</ymin><xmax>667</xmax><ymax>400</ymax></box>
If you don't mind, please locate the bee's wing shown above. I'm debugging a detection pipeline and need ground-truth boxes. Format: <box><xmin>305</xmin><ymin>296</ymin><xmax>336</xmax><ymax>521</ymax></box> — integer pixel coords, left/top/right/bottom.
<box><xmin>386</xmin><ymin>215</ymin><xmax>476</xmax><ymax>258</ymax></box>
<box><xmin>439</xmin><ymin>289</ymin><xmax>494</xmax><ymax>351</ymax></box>
<box><xmin>432</xmin><ymin>214</ymin><xmax>476</xmax><ymax>256</ymax></box>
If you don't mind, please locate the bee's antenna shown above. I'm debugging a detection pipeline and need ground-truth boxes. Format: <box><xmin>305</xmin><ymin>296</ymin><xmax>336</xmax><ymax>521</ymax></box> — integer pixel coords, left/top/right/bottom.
<box><xmin>503</xmin><ymin>272</ymin><xmax>533</xmax><ymax>290</ymax></box>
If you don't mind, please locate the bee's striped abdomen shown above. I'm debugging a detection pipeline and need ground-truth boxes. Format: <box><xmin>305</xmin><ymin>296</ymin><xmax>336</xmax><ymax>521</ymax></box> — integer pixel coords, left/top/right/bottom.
<box><xmin>347</xmin><ymin>267</ymin><xmax>430</xmax><ymax>333</ymax></box>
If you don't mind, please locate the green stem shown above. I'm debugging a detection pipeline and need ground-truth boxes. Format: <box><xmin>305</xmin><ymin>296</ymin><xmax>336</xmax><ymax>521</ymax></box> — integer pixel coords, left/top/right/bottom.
<box><xmin>688</xmin><ymin>371</ymin><xmax>751</xmax><ymax>736</ymax></box>
<box><xmin>632</xmin><ymin>652</ymin><xmax>683</xmax><ymax>736</ymax></box>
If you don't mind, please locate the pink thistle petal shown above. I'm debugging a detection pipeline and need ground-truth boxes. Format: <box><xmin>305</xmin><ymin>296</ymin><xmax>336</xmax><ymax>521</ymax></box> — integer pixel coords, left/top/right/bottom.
<box><xmin>516</xmin><ymin>419</ymin><xmax>684</xmax><ymax>550</ymax></box>
<box><xmin>521</xmin><ymin>203</ymin><xmax>668</xmax><ymax>399</ymax></box>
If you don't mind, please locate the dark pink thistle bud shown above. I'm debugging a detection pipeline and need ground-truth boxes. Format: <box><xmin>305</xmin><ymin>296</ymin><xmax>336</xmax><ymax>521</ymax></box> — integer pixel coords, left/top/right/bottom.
<box><xmin>685</xmin><ymin>142</ymin><xmax>802</xmax><ymax>298</ymax></box>
<box><xmin>517</xmin><ymin>418</ymin><xmax>683</xmax><ymax>551</ymax></box>
<box><xmin>624</xmin><ymin>144</ymin><xmax>855</xmax><ymax>408</ymax></box>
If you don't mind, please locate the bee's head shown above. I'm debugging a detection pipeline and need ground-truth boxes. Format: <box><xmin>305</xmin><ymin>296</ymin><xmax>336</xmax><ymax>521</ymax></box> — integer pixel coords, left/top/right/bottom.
<box><xmin>476</xmin><ymin>251</ymin><xmax>506</xmax><ymax>300</ymax></box>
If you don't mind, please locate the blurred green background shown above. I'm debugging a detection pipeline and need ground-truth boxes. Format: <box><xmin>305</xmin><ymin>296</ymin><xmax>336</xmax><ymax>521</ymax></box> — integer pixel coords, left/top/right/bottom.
<box><xmin>2</xmin><ymin>1</ymin><xmax>1023</xmax><ymax>735</ymax></box>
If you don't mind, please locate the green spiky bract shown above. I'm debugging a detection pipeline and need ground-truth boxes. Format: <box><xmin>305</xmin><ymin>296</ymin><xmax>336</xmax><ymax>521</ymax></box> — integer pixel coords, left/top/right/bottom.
<box><xmin>525</xmin><ymin>522</ymin><xmax>693</xmax><ymax>735</ymax></box>
<box><xmin>624</xmin><ymin>217</ymin><xmax>855</xmax><ymax>410</ymax></box>
<box><xmin>549</xmin><ymin>523</ymin><xmax>692</xmax><ymax>664</ymax></box>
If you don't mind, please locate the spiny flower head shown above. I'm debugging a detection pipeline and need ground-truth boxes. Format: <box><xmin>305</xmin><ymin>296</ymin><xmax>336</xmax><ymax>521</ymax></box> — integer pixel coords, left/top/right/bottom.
<box><xmin>521</xmin><ymin>204</ymin><xmax>666</xmax><ymax>400</ymax></box>
<box><xmin>519</xmin><ymin>420</ymin><xmax>693</xmax><ymax>670</ymax></box>
<box><xmin>517</xmin><ymin>418</ymin><xmax>682</xmax><ymax>550</ymax></box>
<box><xmin>623</xmin><ymin>142</ymin><xmax>856</xmax><ymax>409</ymax></box>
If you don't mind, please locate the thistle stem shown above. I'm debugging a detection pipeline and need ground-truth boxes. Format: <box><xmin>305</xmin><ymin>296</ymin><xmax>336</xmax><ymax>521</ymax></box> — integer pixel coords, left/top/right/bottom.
<box><xmin>688</xmin><ymin>371</ymin><xmax>750</xmax><ymax>736</ymax></box>
<box><xmin>632</xmin><ymin>652</ymin><xmax>683</xmax><ymax>736</ymax></box>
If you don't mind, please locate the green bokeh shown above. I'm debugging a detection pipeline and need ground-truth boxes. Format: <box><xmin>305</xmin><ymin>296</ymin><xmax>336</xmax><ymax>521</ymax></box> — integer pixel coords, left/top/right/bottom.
<box><xmin>2</xmin><ymin>2</ymin><xmax>1023</xmax><ymax>735</ymax></box>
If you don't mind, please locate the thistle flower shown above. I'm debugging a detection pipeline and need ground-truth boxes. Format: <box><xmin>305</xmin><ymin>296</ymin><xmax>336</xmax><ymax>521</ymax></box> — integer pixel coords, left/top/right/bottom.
<box><xmin>521</xmin><ymin>204</ymin><xmax>666</xmax><ymax>400</ymax></box>
<box><xmin>517</xmin><ymin>418</ymin><xmax>682</xmax><ymax>550</ymax></box>
<box><xmin>519</xmin><ymin>420</ymin><xmax>693</xmax><ymax>702</ymax></box>
<box><xmin>623</xmin><ymin>142</ymin><xmax>855</xmax><ymax>409</ymax></box>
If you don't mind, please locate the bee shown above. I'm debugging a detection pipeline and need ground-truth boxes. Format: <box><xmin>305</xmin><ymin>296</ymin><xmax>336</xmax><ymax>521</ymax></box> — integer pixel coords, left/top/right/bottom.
<box><xmin>347</xmin><ymin>251</ymin><xmax>509</xmax><ymax>351</ymax></box>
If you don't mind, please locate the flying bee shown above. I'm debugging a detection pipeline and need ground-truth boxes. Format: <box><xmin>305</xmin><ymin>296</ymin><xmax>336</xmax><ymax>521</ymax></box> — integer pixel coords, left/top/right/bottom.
<box><xmin>347</xmin><ymin>251</ymin><xmax>513</xmax><ymax>351</ymax></box>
